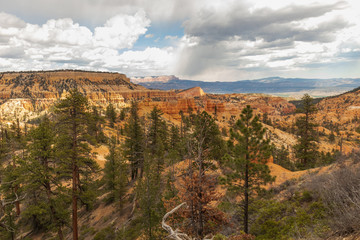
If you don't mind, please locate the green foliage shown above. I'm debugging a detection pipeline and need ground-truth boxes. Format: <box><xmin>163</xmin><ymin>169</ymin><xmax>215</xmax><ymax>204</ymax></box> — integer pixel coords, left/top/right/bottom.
<box><xmin>119</xmin><ymin>108</ymin><xmax>126</xmax><ymax>121</ymax></box>
<box><xmin>223</xmin><ymin>105</ymin><xmax>274</xmax><ymax>233</ymax></box>
<box><xmin>94</xmin><ymin>226</ymin><xmax>116</xmax><ymax>240</ymax></box>
<box><xmin>54</xmin><ymin>88</ymin><xmax>99</xmax><ymax>239</ymax></box>
<box><xmin>317</xmin><ymin>151</ymin><xmax>336</xmax><ymax>166</ymax></box>
<box><xmin>262</xmin><ymin>112</ymin><xmax>272</xmax><ymax>126</ymax></box>
<box><xmin>272</xmin><ymin>145</ymin><xmax>295</xmax><ymax>171</ymax></box>
<box><xmin>106</xmin><ymin>103</ymin><xmax>117</xmax><ymax>128</ymax></box>
<box><xmin>0</xmin><ymin>163</ymin><xmax>20</xmax><ymax>238</ymax></box>
<box><xmin>103</xmin><ymin>137</ymin><xmax>128</xmax><ymax>206</ymax></box>
<box><xmin>213</xmin><ymin>233</ymin><xmax>227</xmax><ymax>240</ymax></box>
<box><xmin>168</xmin><ymin>124</ymin><xmax>182</xmax><ymax>163</ymax></box>
<box><xmin>123</xmin><ymin>102</ymin><xmax>144</xmax><ymax>180</ymax></box>
<box><xmin>88</xmin><ymin>106</ymin><xmax>106</xmax><ymax>144</ymax></box>
<box><xmin>147</xmin><ymin>106</ymin><xmax>168</xmax><ymax>173</ymax></box>
<box><xmin>294</xmin><ymin>94</ymin><xmax>319</xmax><ymax>169</ymax></box>
<box><xmin>251</xmin><ymin>191</ymin><xmax>329</xmax><ymax>239</ymax></box>
<box><xmin>190</xmin><ymin>111</ymin><xmax>226</xmax><ymax>161</ymax></box>
<box><xmin>136</xmin><ymin>155</ymin><xmax>165</xmax><ymax>240</ymax></box>
<box><xmin>116</xmin><ymin>216</ymin><xmax>143</xmax><ymax>240</ymax></box>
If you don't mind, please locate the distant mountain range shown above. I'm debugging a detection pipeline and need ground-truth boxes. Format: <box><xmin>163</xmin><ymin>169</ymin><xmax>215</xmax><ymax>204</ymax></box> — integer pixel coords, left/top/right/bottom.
<box><xmin>131</xmin><ymin>76</ymin><xmax>360</xmax><ymax>98</ymax></box>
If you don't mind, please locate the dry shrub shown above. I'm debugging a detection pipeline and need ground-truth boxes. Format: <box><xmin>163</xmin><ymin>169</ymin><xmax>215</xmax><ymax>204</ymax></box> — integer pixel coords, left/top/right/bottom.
<box><xmin>307</xmin><ymin>164</ymin><xmax>360</xmax><ymax>234</ymax></box>
<box><xmin>228</xmin><ymin>233</ymin><xmax>256</xmax><ymax>240</ymax></box>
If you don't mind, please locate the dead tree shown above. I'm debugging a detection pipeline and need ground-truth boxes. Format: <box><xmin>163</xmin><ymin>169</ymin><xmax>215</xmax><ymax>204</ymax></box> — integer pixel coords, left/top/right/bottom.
<box><xmin>162</xmin><ymin>202</ymin><xmax>214</xmax><ymax>240</ymax></box>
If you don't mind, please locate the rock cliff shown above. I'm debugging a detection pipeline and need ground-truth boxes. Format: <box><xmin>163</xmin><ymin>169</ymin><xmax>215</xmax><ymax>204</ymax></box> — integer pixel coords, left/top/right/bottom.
<box><xmin>0</xmin><ymin>70</ymin><xmax>296</xmax><ymax>122</ymax></box>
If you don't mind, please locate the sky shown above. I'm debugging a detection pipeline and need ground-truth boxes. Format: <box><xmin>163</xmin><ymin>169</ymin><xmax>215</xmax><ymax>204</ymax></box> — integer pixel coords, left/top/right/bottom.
<box><xmin>0</xmin><ymin>0</ymin><xmax>359</xmax><ymax>81</ymax></box>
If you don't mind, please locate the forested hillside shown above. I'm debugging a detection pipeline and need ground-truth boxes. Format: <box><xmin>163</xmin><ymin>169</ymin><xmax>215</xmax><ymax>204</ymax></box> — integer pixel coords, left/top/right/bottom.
<box><xmin>1</xmin><ymin>87</ymin><xmax>360</xmax><ymax>240</ymax></box>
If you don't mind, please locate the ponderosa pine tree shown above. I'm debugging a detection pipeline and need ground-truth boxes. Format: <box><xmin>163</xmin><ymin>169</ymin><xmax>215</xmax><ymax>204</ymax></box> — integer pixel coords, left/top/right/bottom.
<box><xmin>123</xmin><ymin>102</ymin><xmax>144</xmax><ymax>180</ymax></box>
<box><xmin>147</xmin><ymin>106</ymin><xmax>168</xmax><ymax>174</ymax></box>
<box><xmin>0</xmin><ymin>163</ymin><xmax>20</xmax><ymax>240</ymax></box>
<box><xmin>106</xmin><ymin>103</ymin><xmax>117</xmax><ymax>128</ymax></box>
<box><xmin>224</xmin><ymin>105</ymin><xmax>274</xmax><ymax>234</ymax></box>
<box><xmin>20</xmin><ymin>116</ymin><xmax>68</xmax><ymax>239</ymax></box>
<box><xmin>88</xmin><ymin>106</ymin><xmax>106</xmax><ymax>144</ymax></box>
<box><xmin>294</xmin><ymin>94</ymin><xmax>319</xmax><ymax>168</ymax></box>
<box><xmin>136</xmin><ymin>154</ymin><xmax>165</xmax><ymax>240</ymax></box>
<box><xmin>103</xmin><ymin>137</ymin><xmax>127</xmax><ymax>206</ymax></box>
<box><xmin>0</xmin><ymin>122</ymin><xmax>27</xmax><ymax>239</ymax></box>
<box><xmin>54</xmin><ymin>89</ymin><xmax>99</xmax><ymax>240</ymax></box>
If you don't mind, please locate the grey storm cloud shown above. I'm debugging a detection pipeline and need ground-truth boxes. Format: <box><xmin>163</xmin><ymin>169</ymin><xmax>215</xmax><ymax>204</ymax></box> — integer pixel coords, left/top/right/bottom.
<box><xmin>0</xmin><ymin>46</ymin><xmax>25</xmax><ymax>59</ymax></box>
<box><xmin>175</xmin><ymin>0</ymin><xmax>357</xmax><ymax>79</ymax></box>
<box><xmin>183</xmin><ymin>1</ymin><xmax>348</xmax><ymax>43</ymax></box>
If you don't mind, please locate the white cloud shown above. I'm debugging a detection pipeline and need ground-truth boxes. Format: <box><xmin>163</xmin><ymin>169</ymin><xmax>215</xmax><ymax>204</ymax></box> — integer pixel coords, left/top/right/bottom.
<box><xmin>94</xmin><ymin>11</ymin><xmax>150</xmax><ymax>48</ymax></box>
<box><xmin>145</xmin><ymin>34</ymin><xmax>154</xmax><ymax>38</ymax></box>
<box><xmin>0</xmin><ymin>10</ymin><xmax>175</xmax><ymax>76</ymax></box>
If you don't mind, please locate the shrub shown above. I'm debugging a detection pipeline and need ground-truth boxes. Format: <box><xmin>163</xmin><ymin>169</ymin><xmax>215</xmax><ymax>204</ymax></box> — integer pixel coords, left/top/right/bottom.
<box><xmin>307</xmin><ymin>165</ymin><xmax>360</xmax><ymax>234</ymax></box>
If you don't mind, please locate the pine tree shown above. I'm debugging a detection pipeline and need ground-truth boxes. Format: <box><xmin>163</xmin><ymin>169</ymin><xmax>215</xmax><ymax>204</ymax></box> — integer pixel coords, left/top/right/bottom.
<box><xmin>106</xmin><ymin>103</ymin><xmax>117</xmax><ymax>128</ymax></box>
<box><xmin>294</xmin><ymin>94</ymin><xmax>319</xmax><ymax>168</ymax></box>
<box><xmin>224</xmin><ymin>105</ymin><xmax>274</xmax><ymax>234</ymax></box>
<box><xmin>88</xmin><ymin>106</ymin><xmax>106</xmax><ymax>144</ymax></box>
<box><xmin>147</xmin><ymin>107</ymin><xmax>168</xmax><ymax>173</ymax></box>
<box><xmin>136</xmin><ymin>154</ymin><xmax>165</xmax><ymax>240</ymax></box>
<box><xmin>103</xmin><ymin>137</ymin><xmax>128</xmax><ymax>206</ymax></box>
<box><xmin>123</xmin><ymin>102</ymin><xmax>144</xmax><ymax>180</ymax></box>
<box><xmin>119</xmin><ymin>108</ymin><xmax>126</xmax><ymax>121</ymax></box>
<box><xmin>0</xmin><ymin>163</ymin><xmax>21</xmax><ymax>240</ymax></box>
<box><xmin>54</xmin><ymin>89</ymin><xmax>99</xmax><ymax>240</ymax></box>
<box><xmin>20</xmin><ymin>116</ymin><xmax>68</xmax><ymax>239</ymax></box>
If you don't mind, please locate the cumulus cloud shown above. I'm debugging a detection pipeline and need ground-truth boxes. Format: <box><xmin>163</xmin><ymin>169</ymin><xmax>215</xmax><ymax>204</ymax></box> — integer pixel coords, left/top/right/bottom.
<box><xmin>0</xmin><ymin>10</ymin><xmax>174</xmax><ymax>76</ymax></box>
<box><xmin>94</xmin><ymin>11</ymin><xmax>150</xmax><ymax>48</ymax></box>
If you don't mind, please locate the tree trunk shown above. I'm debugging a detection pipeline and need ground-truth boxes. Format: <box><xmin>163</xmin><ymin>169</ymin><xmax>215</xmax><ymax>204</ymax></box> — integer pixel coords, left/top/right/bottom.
<box><xmin>45</xmin><ymin>180</ymin><xmax>64</xmax><ymax>240</ymax></box>
<box><xmin>12</xmin><ymin>158</ymin><xmax>20</xmax><ymax>216</ymax></box>
<box><xmin>244</xmin><ymin>129</ymin><xmax>250</xmax><ymax>234</ymax></box>
<box><xmin>244</xmin><ymin>160</ymin><xmax>249</xmax><ymax>234</ymax></box>
<box><xmin>198</xmin><ymin>154</ymin><xmax>204</xmax><ymax>238</ymax></box>
<box><xmin>72</xmin><ymin>163</ymin><xmax>78</xmax><ymax>240</ymax></box>
<box><xmin>72</xmin><ymin>108</ymin><xmax>79</xmax><ymax>240</ymax></box>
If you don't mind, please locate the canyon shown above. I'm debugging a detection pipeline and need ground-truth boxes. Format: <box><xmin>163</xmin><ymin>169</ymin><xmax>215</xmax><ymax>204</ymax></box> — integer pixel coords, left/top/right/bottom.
<box><xmin>0</xmin><ymin>70</ymin><xmax>295</xmax><ymax>122</ymax></box>
<box><xmin>1</xmin><ymin>69</ymin><xmax>359</xmax><ymax>157</ymax></box>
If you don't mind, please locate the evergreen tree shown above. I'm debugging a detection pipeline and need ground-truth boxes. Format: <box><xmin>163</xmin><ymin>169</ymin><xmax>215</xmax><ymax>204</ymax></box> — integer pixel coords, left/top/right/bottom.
<box><xmin>224</xmin><ymin>105</ymin><xmax>274</xmax><ymax>234</ymax></box>
<box><xmin>123</xmin><ymin>102</ymin><xmax>144</xmax><ymax>180</ymax></box>
<box><xmin>106</xmin><ymin>103</ymin><xmax>117</xmax><ymax>128</ymax></box>
<box><xmin>20</xmin><ymin>116</ymin><xmax>68</xmax><ymax>239</ymax></box>
<box><xmin>54</xmin><ymin>89</ymin><xmax>99</xmax><ymax>240</ymax></box>
<box><xmin>119</xmin><ymin>108</ymin><xmax>126</xmax><ymax>121</ymax></box>
<box><xmin>190</xmin><ymin>111</ymin><xmax>225</xmax><ymax>161</ymax></box>
<box><xmin>0</xmin><ymin>163</ymin><xmax>21</xmax><ymax>240</ymax></box>
<box><xmin>272</xmin><ymin>145</ymin><xmax>294</xmax><ymax>171</ymax></box>
<box><xmin>294</xmin><ymin>94</ymin><xmax>319</xmax><ymax>168</ymax></box>
<box><xmin>136</xmin><ymin>155</ymin><xmax>164</xmax><ymax>240</ymax></box>
<box><xmin>147</xmin><ymin>107</ymin><xmax>168</xmax><ymax>173</ymax></box>
<box><xmin>88</xmin><ymin>106</ymin><xmax>106</xmax><ymax>144</ymax></box>
<box><xmin>103</xmin><ymin>137</ymin><xmax>127</xmax><ymax>206</ymax></box>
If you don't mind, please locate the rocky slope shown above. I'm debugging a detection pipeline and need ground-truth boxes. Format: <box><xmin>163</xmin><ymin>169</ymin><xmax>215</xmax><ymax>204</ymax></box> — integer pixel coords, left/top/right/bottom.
<box><xmin>0</xmin><ymin>70</ymin><xmax>296</xmax><ymax>122</ymax></box>
<box><xmin>0</xmin><ymin>70</ymin><xmax>177</xmax><ymax>120</ymax></box>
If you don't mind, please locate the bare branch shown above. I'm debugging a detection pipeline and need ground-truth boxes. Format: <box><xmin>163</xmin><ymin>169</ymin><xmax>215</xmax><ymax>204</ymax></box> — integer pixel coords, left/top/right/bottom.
<box><xmin>162</xmin><ymin>202</ymin><xmax>192</xmax><ymax>240</ymax></box>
